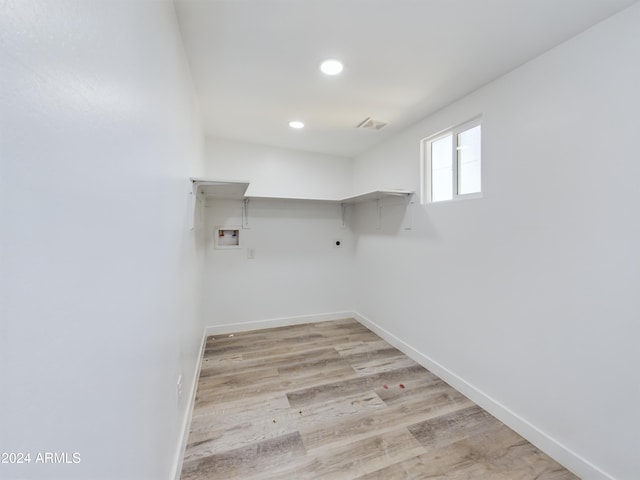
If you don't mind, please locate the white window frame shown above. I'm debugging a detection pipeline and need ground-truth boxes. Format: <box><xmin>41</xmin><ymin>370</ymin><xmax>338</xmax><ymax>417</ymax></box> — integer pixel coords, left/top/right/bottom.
<box><xmin>421</xmin><ymin>116</ymin><xmax>482</xmax><ymax>204</ymax></box>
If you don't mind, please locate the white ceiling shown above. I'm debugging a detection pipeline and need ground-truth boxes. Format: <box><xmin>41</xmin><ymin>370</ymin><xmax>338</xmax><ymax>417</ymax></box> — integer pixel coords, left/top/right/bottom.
<box><xmin>174</xmin><ymin>0</ymin><xmax>636</xmax><ymax>158</ymax></box>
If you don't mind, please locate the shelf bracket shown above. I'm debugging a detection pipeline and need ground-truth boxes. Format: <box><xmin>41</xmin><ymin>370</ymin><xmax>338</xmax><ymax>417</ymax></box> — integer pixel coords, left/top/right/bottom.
<box><xmin>189</xmin><ymin>191</ymin><xmax>195</xmax><ymax>231</ymax></box>
<box><xmin>189</xmin><ymin>180</ymin><xmax>201</xmax><ymax>231</ymax></box>
<box><xmin>242</xmin><ymin>198</ymin><xmax>250</xmax><ymax>228</ymax></box>
<box><xmin>376</xmin><ymin>198</ymin><xmax>382</xmax><ymax>230</ymax></box>
<box><xmin>340</xmin><ymin>203</ymin><xmax>347</xmax><ymax>228</ymax></box>
<box><xmin>403</xmin><ymin>194</ymin><xmax>414</xmax><ymax>231</ymax></box>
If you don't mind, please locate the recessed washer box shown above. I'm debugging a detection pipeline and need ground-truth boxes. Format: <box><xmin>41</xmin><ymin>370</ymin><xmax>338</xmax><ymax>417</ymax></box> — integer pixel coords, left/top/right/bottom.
<box><xmin>215</xmin><ymin>226</ymin><xmax>241</xmax><ymax>249</ymax></box>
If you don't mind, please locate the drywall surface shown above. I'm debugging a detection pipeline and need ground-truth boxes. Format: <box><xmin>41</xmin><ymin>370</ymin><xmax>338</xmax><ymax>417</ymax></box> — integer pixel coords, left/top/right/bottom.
<box><xmin>202</xmin><ymin>137</ymin><xmax>356</xmax><ymax>329</ymax></box>
<box><xmin>0</xmin><ymin>1</ymin><xmax>205</xmax><ymax>479</ymax></box>
<box><xmin>205</xmin><ymin>136</ymin><xmax>353</xmax><ymax>199</ymax></box>
<box><xmin>202</xmin><ymin>198</ymin><xmax>355</xmax><ymax>327</ymax></box>
<box><xmin>352</xmin><ymin>4</ymin><xmax>640</xmax><ymax>480</ymax></box>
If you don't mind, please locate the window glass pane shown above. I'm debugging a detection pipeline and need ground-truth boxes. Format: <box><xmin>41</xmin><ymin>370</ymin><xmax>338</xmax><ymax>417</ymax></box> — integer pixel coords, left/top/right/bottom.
<box><xmin>457</xmin><ymin>125</ymin><xmax>481</xmax><ymax>195</ymax></box>
<box><xmin>431</xmin><ymin>134</ymin><xmax>453</xmax><ymax>202</ymax></box>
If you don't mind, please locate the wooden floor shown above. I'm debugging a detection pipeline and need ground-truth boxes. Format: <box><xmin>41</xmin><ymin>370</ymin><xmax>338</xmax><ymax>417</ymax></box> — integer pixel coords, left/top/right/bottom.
<box><xmin>180</xmin><ymin>319</ymin><xmax>578</xmax><ymax>479</ymax></box>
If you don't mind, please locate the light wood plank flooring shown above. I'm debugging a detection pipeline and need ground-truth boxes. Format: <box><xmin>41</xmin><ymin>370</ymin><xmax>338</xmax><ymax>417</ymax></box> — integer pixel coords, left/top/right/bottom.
<box><xmin>180</xmin><ymin>318</ymin><xmax>579</xmax><ymax>479</ymax></box>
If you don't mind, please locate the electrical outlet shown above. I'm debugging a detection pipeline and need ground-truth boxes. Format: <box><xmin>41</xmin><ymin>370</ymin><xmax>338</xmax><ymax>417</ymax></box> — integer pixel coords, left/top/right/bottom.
<box><xmin>247</xmin><ymin>248</ymin><xmax>255</xmax><ymax>259</ymax></box>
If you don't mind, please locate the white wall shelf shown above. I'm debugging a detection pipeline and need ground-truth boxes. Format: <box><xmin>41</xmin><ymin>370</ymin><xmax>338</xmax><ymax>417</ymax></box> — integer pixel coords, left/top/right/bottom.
<box><xmin>191</xmin><ymin>178</ymin><xmax>250</xmax><ymax>200</ymax></box>
<box><xmin>190</xmin><ymin>178</ymin><xmax>414</xmax><ymax>229</ymax></box>
<box><xmin>340</xmin><ymin>190</ymin><xmax>414</xmax><ymax>204</ymax></box>
<box><xmin>191</xmin><ymin>178</ymin><xmax>412</xmax><ymax>203</ymax></box>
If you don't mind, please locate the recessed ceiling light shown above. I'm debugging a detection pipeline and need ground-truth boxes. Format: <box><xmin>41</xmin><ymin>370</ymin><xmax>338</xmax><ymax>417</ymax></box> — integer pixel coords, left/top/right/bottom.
<box><xmin>289</xmin><ymin>120</ymin><xmax>304</xmax><ymax>129</ymax></box>
<box><xmin>320</xmin><ymin>59</ymin><xmax>343</xmax><ymax>75</ymax></box>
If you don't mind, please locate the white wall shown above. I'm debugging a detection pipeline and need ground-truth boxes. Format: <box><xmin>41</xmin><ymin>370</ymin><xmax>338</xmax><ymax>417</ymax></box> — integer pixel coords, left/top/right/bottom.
<box><xmin>202</xmin><ymin>198</ymin><xmax>355</xmax><ymax>329</ymax></box>
<box><xmin>202</xmin><ymin>137</ymin><xmax>355</xmax><ymax>329</ymax></box>
<box><xmin>352</xmin><ymin>4</ymin><xmax>640</xmax><ymax>480</ymax></box>
<box><xmin>206</xmin><ymin>136</ymin><xmax>353</xmax><ymax>199</ymax></box>
<box><xmin>0</xmin><ymin>1</ymin><xmax>205</xmax><ymax>479</ymax></box>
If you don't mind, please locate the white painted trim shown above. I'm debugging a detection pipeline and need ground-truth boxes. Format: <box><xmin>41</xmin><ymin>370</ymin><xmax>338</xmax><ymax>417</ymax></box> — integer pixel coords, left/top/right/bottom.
<box><xmin>172</xmin><ymin>330</ymin><xmax>208</xmax><ymax>480</ymax></box>
<box><xmin>352</xmin><ymin>311</ymin><xmax>615</xmax><ymax>480</ymax></box>
<box><xmin>204</xmin><ymin>311</ymin><xmax>355</xmax><ymax>336</ymax></box>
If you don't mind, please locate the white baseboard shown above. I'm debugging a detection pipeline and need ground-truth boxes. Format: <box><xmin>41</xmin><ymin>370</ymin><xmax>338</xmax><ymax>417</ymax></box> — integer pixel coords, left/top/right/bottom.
<box><xmin>204</xmin><ymin>310</ymin><xmax>355</xmax><ymax>336</ymax></box>
<box><xmin>352</xmin><ymin>311</ymin><xmax>614</xmax><ymax>480</ymax></box>
<box><xmin>172</xmin><ymin>331</ymin><xmax>208</xmax><ymax>480</ymax></box>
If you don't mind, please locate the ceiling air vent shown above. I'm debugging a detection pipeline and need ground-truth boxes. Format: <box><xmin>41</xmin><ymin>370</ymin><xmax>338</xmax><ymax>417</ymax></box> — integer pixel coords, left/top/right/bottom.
<box><xmin>356</xmin><ymin>117</ymin><xmax>388</xmax><ymax>131</ymax></box>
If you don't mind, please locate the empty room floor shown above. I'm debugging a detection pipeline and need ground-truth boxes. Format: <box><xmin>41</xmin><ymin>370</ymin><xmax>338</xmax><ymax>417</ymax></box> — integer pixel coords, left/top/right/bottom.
<box><xmin>180</xmin><ymin>318</ymin><xmax>578</xmax><ymax>479</ymax></box>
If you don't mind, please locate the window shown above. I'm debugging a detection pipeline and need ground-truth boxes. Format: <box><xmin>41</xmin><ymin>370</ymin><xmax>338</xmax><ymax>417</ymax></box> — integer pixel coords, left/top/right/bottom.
<box><xmin>422</xmin><ymin>117</ymin><xmax>482</xmax><ymax>203</ymax></box>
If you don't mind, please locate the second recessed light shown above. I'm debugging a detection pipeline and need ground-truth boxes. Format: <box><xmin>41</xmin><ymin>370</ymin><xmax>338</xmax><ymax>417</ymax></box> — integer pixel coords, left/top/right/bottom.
<box><xmin>289</xmin><ymin>121</ymin><xmax>304</xmax><ymax>129</ymax></box>
<box><xmin>320</xmin><ymin>59</ymin><xmax>343</xmax><ymax>75</ymax></box>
